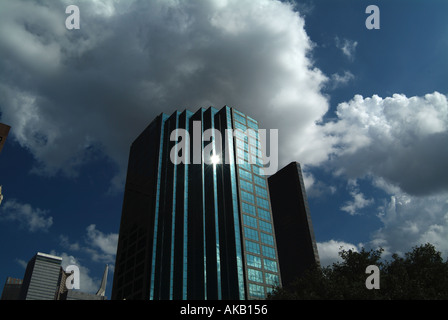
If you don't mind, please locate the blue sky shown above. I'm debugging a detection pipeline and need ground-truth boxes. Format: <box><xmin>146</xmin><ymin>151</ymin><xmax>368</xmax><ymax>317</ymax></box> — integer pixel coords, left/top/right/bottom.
<box><xmin>0</xmin><ymin>0</ymin><xmax>447</xmax><ymax>298</ymax></box>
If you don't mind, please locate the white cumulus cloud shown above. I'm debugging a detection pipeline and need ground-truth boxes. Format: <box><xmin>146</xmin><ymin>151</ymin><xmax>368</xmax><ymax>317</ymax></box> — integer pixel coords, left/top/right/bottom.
<box><xmin>60</xmin><ymin>224</ymin><xmax>118</xmax><ymax>264</ymax></box>
<box><xmin>323</xmin><ymin>92</ymin><xmax>448</xmax><ymax>196</ymax></box>
<box><xmin>0</xmin><ymin>199</ymin><xmax>53</xmax><ymax>232</ymax></box>
<box><xmin>317</xmin><ymin>240</ymin><xmax>360</xmax><ymax>267</ymax></box>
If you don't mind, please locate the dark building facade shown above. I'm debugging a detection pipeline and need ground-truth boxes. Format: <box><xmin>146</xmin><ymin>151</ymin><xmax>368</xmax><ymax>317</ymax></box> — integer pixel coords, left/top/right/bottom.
<box><xmin>268</xmin><ymin>162</ymin><xmax>320</xmax><ymax>287</ymax></box>
<box><xmin>112</xmin><ymin>106</ymin><xmax>281</xmax><ymax>300</ymax></box>
<box><xmin>0</xmin><ymin>123</ymin><xmax>10</xmax><ymax>154</ymax></box>
<box><xmin>1</xmin><ymin>277</ymin><xmax>23</xmax><ymax>300</ymax></box>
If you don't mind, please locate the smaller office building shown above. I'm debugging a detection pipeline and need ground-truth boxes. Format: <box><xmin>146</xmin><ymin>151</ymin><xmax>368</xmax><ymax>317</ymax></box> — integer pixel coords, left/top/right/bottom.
<box><xmin>19</xmin><ymin>252</ymin><xmax>63</xmax><ymax>300</ymax></box>
<box><xmin>268</xmin><ymin>162</ymin><xmax>320</xmax><ymax>287</ymax></box>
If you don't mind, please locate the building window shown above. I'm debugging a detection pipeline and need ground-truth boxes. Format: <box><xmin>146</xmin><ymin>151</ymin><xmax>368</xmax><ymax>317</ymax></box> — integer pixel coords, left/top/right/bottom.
<box><xmin>247</xmin><ymin>120</ymin><xmax>259</xmax><ymax>130</ymax></box>
<box><xmin>265</xmin><ymin>273</ymin><xmax>279</xmax><ymax>286</ymax></box>
<box><xmin>263</xmin><ymin>259</ymin><xmax>278</xmax><ymax>272</ymax></box>
<box><xmin>240</xmin><ymin>180</ymin><xmax>253</xmax><ymax>192</ymax></box>
<box><xmin>244</xmin><ymin>227</ymin><xmax>259</xmax><ymax>241</ymax></box>
<box><xmin>234</xmin><ymin>121</ymin><xmax>247</xmax><ymax>131</ymax></box>
<box><xmin>248</xmin><ymin>137</ymin><xmax>260</xmax><ymax>148</ymax></box>
<box><xmin>243</xmin><ymin>214</ymin><xmax>257</xmax><ymax>229</ymax></box>
<box><xmin>238</xmin><ymin>168</ymin><xmax>252</xmax><ymax>181</ymax></box>
<box><xmin>241</xmin><ymin>190</ymin><xmax>255</xmax><ymax>204</ymax></box>
<box><xmin>236</xmin><ymin>139</ymin><xmax>249</xmax><ymax>151</ymax></box>
<box><xmin>262</xmin><ymin>245</ymin><xmax>276</xmax><ymax>259</ymax></box>
<box><xmin>238</xmin><ymin>162</ymin><xmax>251</xmax><ymax>172</ymax></box>
<box><xmin>234</xmin><ymin>129</ymin><xmax>249</xmax><ymax>141</ymax></box>
<box><xmin>247</xmin><ymin>268</ymin><xmax>263</xmax><ymax>283</ymax></box>
<box><xmin>260</xmin><ymin>232</ymin><xmax>274</xmax><ymax>245</ymax></box>
<box><xmin>245</xmin><ymin>240</ymin><xmax>260</xmax><ymax>254</ymax></box>
<box><xmin>259</xmin><ymin>220</ymin><xmax>272</xmax><ymax>233</ymax></box>
<box><xmin>257</xmin><ymin>197</ymin><xmax>269</xmax><ymax>209</ymax></box>
<box><xmin>253</xmin><ymin>175</ymin><xmax>266</xmax><ymax>187</ymax></box>
<box><xmin>255</xmin><ymin>186</ymin><xmax>268</xmax><ymax>198</ymax></box>
<box><xmin>248</xmin><ymin>284</ymin><xmax>264</xmax><ymax>298</ymax></box>
<box><xmin>236</xmin><ymin>148</ymin><xmax>249</xmax><ymax>161</ymax></box>
<box><xmin>234</xmin><ymin>113</ymin><xmax>247</xmax><ymax>125</ymax></box>
<box><xmin>257</xmin><ymin>208</ymin><xmax>271</xmax><ymax>221</ymax></box>
<box><xmin>246</xmin><ymin>254</ymin><xmax>262</xmax><ymax>269</ymax></box>
<box><xmin>252</xmin><ymin>165</ymin><xmax>264</xmax><ymax>176</ymax></box>
<box><xmin>242</xmin><ymin>202</ymin><xmax>256</xmax><ymax>216</ymax></box>
<box><xmin>248</xmin><ymin>129</ymin><xmax>258</xmax><ymax>138</ymax></box>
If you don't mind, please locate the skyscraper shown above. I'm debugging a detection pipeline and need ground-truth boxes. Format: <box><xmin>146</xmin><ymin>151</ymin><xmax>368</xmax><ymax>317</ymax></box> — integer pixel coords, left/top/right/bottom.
<box><xmin>1</xmin><ymin>277</ymin><xmax>23</xmax><ymax>300</ymax></box>
<box><xmin>268</xmin><ymin>162</ymin><xmax>320</xmax><ymax>287</ymax></box>
<box><xmin>19</xmin><ymin>252</ymin><xmax>63</xmax><ymax>300</ymax></box>
<box><xmin>112</xmin><ymin>106</ymin><xmax>281</xmax><ymax>300</ymax></box>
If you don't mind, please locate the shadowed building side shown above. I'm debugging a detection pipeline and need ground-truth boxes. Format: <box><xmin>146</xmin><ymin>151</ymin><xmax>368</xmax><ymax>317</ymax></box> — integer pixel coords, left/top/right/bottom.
<box><xmin>268</xmin><ymin>162</ymin><xmax>320</xmax><ymax>287</ymax></box>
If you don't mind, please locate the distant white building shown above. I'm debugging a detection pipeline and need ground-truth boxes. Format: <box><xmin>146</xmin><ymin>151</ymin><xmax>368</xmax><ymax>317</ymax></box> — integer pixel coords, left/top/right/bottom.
<box><xmin>3</xmin><ymin>252</ymin><xmax>109</xmax><ymax>300</ymax></box>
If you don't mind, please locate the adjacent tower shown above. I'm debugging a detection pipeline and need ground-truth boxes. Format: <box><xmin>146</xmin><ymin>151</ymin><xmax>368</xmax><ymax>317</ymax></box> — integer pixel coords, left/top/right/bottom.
<box><xmin>268</xmin><ymin>162</ymin><xmax>320</xmax><ymax>286</ymax></box>
<box><xmin>112</xmin><ymin>106</ymin><xmax>281</xmax><ymax>300</ymax></box>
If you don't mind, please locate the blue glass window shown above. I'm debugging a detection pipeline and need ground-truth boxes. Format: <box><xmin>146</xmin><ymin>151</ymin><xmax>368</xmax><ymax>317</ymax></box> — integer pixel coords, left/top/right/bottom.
<box><xmin>252</xmin><ymin>165</ymin><xmax>264</xmax><ymax>176</ymax></box>
<box><xmin>249</xmin><ymin>284</ymin><xmax>264</xmax><ymax>298</ymax></box>
<box><xmin>238</xmin><ymin>162</ymin><xmax>251</xmax><ymax>172</ymax></box>
<box><xmin>234</xmin><ymin>109</ymin><xmax>246</xmax><ymax>117</ymax></box>
<box><xmin>234</xmin><ymin>129</ymin><xmax>249</xmax><ymax>141</ymax></box>
<box><xmin>243</xmin><ymin>214</ymin><xmax>257</xmax><ymax>229</ymax></box>
<box><xmin>248</xmin><ymin>129</ymin><xmax>258</xmax><ymax>138</ymax></box>
<box><xmin>242</xmin><ymin>202</ymin><xmax>256</xmax><ymax>216</ymax></box>
<box><xmin>240</xmin><ymin>180</ymin><xmax>253</xmax><ymax>192</ymax></box>
<box><xmin>241</xmin><ymin>190</ymin><xmax>255</xmax><ymax>204</ymax></box>
<box><xmin>253</xmin><ymin>175</ymin><xmax>266</xmax><ymax>187</ymax></box>
<box><xmin>257</xmin><ymin>197</ymin><xmax>269</xmax><ymax>209</ymax></box>
<box><xmin>255</xmin><ymin>186</ymin><xmax>268</xmax><ymax>198</ymax></box>
<box><xmin>234</xmin><ymin>121</ymin><xmax>247</xmax><ymax>131</ymax></box>
<box><xmin>248</xmin><ymin>137</ymin><xmax>260</xmax><ymax>148</ymax></box>
<box><xmin>258</xmin><ymin>208</ymin><xmax>271</xmax><ymax>221</ymax></box>
<box><xmin>246</xmin><ymin>254</ymin><xmax>262</xmax><ymax>269</ymax></box>
<box><xmin>265</xmin><ymin>273</ymin><xmax>279</xmax><ymax>286</ymax></box>
<box><xmin>245</xmin><ymin>240</ymin><xmax>260</xmax><ymax>254</ymax></box>
<box><xmin>247</xmin><ymin>120</ymin><xmax>258</xmax><ymax>130</ymax></box>
<box><xmin>238</xmin><ymin>168</ymin><xmax>252</xmax><ymax>181</ymax></box>
<box><xmin>236</xmin><ymin>148</ymin><xmax>249</xmax><ymax>161</ymax></box>
<box><xmin>247</xmin><ymin>115</ymin><xmax>258</xmax><ymax>123</ymax></box>
<box><xmin>262</xmin><ymin>245</ymin><xmax>276</xmax><ymax>259</ymax></box>
<box><xmin>248</xmin><ymin>268</ymin><xmax>263</xmax><ymax>283</ymax></box>
<box><xmin>260</xmin><ymin>232</ymin><xmax>274</xmax><ymax>245</ymax></box>
<box><xmin>263</xmin><ymin>259</ymin><xmax>278</xmax><ymax>272</ymax></box>
<box><xmin>234</xmin><ymin>113</ymin><xmax>247</xmax><ymax>125</ymax></box>
<box><xmin>259</xmin><ymin>220</ymin><xmax>272</xmax><ymax>233</ymax></box>
<box><xmin>249</xmin><ymin>146</ymin><xmax>261</xmax><ymax>156</ymax></box>
<box><xmin>244</xmin><ymin>227</ymin><xmax>259</xmax><ymax>241</ymax></box>
<box><xmin>236</xmin><ymin>139</ymin><xmax>249</xmax><ymax>151</ymax></box>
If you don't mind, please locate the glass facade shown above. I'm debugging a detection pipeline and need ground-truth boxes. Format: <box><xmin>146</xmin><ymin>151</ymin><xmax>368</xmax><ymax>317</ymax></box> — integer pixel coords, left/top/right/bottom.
<box><xmin>112</xmin><ymin>106</ymin><xmax>281</xmax><ymax>300</ymax></box>
<box><xmin>231</xmin><ymin>108</ymin><xmax>281</xmax><ymax>299</ymax></box>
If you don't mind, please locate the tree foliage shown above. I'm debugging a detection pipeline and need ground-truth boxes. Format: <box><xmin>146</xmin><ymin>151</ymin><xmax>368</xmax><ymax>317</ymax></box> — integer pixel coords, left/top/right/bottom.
<box><xmin>268</xmin><ymin>243</ymin><xmax>448</xmax><ymax>300</ymax></box>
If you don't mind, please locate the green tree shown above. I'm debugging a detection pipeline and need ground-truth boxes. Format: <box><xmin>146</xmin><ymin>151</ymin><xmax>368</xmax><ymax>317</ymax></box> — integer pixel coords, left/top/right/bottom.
<box><xmin>268</xmin><ymin>243</ymin><xmax>448</xmax><ymax>300</ymax></box>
